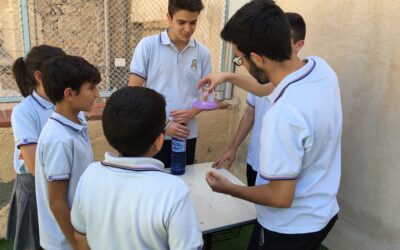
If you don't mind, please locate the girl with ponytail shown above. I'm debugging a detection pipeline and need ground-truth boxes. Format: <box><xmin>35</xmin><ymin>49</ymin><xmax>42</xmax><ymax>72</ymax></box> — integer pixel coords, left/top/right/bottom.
<box><xmin>7</xmin><ymin>45</ymin><xmax>66</xmax><ymax>250</ymax></box>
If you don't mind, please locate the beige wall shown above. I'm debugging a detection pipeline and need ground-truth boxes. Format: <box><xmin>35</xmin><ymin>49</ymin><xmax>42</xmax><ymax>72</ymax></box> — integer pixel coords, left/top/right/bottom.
<box><xmin>275</xmin><ymin>0</ymin><xmax>400</xmax><ymax>249</ymax></box>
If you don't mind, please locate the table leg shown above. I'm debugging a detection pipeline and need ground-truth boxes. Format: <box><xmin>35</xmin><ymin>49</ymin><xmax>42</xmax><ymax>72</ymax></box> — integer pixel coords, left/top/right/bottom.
<box><xmin>203</xmin><ymin>233</ymin><xmax>212</xmax><ymax>250</ymax></box>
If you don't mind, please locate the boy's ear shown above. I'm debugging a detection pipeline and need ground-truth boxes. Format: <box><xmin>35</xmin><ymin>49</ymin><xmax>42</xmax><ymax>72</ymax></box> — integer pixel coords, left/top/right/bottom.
<box><xmin>33</xmin><ymin>71</ymin><xmax>43</xmax><ymax>85</ymax></box>
<box><xmin>167</xmin><ymin>13</ymin><xmax>172</xmax><ymax>22</ymax></box>
<box><xmin>249</xmin><ymin>52</ymin><xmax>265</xmax><ymax>67</ymax></box>
<box><xmin>154</xmin><ymin>133</ymin><xmax>165</xmax><ymax>152</ymax></box>
<box><xmin>64</xmin><ymin>87</ymin><xmax>76</xmax><ymax>102</ymax></box>
<box><xmin>293</xmin><ymin>40</ymin><xmax>305</xmax><ymax>53</ymax></box>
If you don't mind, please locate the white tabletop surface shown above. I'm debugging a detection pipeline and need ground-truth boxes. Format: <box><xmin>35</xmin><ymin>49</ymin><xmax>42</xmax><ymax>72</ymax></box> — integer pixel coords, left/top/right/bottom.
<box><xmin>177</xmin><ymin>162</ymin><xmax>257</xmax><ymax>234</ymax></box>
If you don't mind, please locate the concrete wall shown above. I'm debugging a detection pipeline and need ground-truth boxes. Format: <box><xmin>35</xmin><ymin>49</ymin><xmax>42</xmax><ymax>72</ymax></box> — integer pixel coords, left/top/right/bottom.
<box><xmin>275</xmin><ymin>0</ymin><xmax>400</xmax><ymax>249</ymax></box>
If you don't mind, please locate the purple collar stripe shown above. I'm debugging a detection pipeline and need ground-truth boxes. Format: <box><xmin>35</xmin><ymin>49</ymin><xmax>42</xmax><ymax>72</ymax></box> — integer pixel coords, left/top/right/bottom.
<box><xmin>16</xmin><ymin>140</ymin><xmax>38</xmax><ymax>149</ymax></box>
<box><xmin>260</xmin><ymin>173</ymin><xmax>297</xmax><ymax>181</ymax></box>
<box><xmin>50</xmin><ymin>117</ymin><xmax>80</xmax><ymax>132</ymax></box>
<box><xmin>101</xmin><ymin>161</ymin><xmax>164</xmax><ymax>173</ymax></box>
<box><xmin>273</xmin><ymin>59</ymin><xmax>316</xmax><ymax>104</ymax></box>
<box><xmin>47</xmin><ymin>175</ymin><xmax>69</xmax><ymax>181</ymax></box>
<box><xmin>31</xmin><ymin>94</ymin><xmax>47</xmax><ymax>109</ymax></box>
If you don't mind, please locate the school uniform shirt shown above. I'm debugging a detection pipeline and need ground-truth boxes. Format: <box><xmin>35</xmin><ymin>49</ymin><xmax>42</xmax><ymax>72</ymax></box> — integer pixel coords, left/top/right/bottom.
<box><xmin>130</xmin><ymin>30</ymin><xmax>212</xmax><ymax>139</ymax></box>
<box><xmin>246</xmin><ymin>93</ymin><xmax>271</xmax><ymax>172</ymax></box>
<box><xmin>35</xmin><ymin>111</ymin><xmax>93</xmax><ymax>250</ymax></box>
<box><xmin>256</xmin><ymin>56</ymin><xmax>342</xmax><ymax>234</ymax></box>
<box><xmin>11</xmin><ymin>91</ymin><xmax>54</xmax><ymax>174</ymax></box>
<box><xmin>71</xmin><ymin>152</ymin><xmax>203</xmax><ymax>250</ymax></box>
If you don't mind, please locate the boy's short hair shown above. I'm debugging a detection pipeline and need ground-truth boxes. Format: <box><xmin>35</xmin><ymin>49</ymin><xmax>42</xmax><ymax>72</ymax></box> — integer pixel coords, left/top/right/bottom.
<box><xmin>40</xmin><ymin>55</ymin><xmax>101</xmax><ymax>104</ymax></box>
<box><xmin>221</xmin><ymin>0</ymin><xmax>292</xmax><ymax>62</ymax></box>
<box><xmin>168</xmin><ymin>0</ymin><xmax>204</xmax><ymax>16</ymax></box>
<box><xmin>102</xmin><ymin>87</ymin><xmax>166</xmax><ymax>157</ymax></box>
<box><xmin>286</xmin><ymin>12</ymin><xmax>306</xmax><ymax>43</ymax></box>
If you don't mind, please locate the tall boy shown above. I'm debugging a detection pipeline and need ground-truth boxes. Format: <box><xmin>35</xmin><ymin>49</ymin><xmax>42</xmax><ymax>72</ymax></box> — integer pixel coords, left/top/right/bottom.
<box><xmin>35</xmin><ymin>55</ymin><xmax>101</xmax><ymax>250</ymax></box>
<box><xmin>129</xmin><ymin>0</ymin><xmax>211</xmax><ymax>168</ymax></box>
<box><xmin>71</xmin><ymin>87</ymin><xmax>203</xmax><ymax>250</ymax></box>
<box><xmin>213</xmin><ymin>12</ymin><xmax>307</xmax><ymax>187</ymax></box>
<box><xmin>204</xmin><ymin>1</ymin><xmax>341</xmax><ymax>249</ymax></box>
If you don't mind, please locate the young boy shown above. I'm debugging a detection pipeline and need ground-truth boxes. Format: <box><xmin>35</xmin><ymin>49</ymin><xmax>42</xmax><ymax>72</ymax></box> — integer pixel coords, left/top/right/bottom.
<box><xmin>71</xmin><ymin>87</ymin><xmax>203</xmax><ymax>250</ymax></box>
<box><xmin>213</xmin><ymin>12</ymin><xmax>307</xmax><ymax>187</ymax></box>
<box><xmin>35</xmin><ymin>55</ymin><xmax>101</xmax><ymax>250</ymax></box>
<box><xmin>129</xmin><ymin>0</ymin><xmax>211</xmax><ymax>168</ymax></box>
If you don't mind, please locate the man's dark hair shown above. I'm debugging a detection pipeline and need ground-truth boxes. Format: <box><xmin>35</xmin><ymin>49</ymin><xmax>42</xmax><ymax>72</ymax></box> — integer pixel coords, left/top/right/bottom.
<box><xmin>168</xmin><ymin>0</ymin><xmax>204</xmax><ymax>16</ymax></box>
<box><xmin>40</xmin><ymin>55</ymin><xmax>101</xmax><ymax>104</ymax></box>
<box><xmin>102</xmin><ymin>87</ymin><xmax>166</xmax><ymax>157</ymax></box>
<box><xmin>221</xmin><ymin>0</ymin><xmax>292</xmax><ymax>62</ymax></box>
<box><xmin>286</xmin><ymin>12</ymin><xmax>306</xmax><ymax>43</ymax></box>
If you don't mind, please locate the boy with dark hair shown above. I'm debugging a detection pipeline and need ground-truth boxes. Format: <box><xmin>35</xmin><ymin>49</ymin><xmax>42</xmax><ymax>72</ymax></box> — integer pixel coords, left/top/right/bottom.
<box><xmin>71</xmin><ymin>87</ymin><xmax>203</xmax><ymax>250</ymax></box>
<box><xmin>129</xmin><ymin>0</ymin><xmax>211</xmax><ymax>168</ymax></box>
<box><xmin>35</xmin><ymin>55</ymin><xmax>100</xmax><ymax>250</ymax></box>
<box><xmin>168</xmin><ymin>0</ymin><xmax>204</xmax><ymax>16</ymax></box>
<box><xmin>213</xmin><ymin>12</ymin><xmax>307</xmax><ymax>187</ymax></box>
<box><xmin>203</xmin><ymin>1</ymin><xmax>341</xmax><ymax>249</ymax></box>
<box><xmin>286</xmin><ymin>12</ymin><xmax>306</xmax><ymax>44</ymax></box>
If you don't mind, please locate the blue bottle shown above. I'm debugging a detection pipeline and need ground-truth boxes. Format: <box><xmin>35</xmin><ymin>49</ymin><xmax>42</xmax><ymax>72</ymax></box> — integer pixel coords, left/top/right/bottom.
<box><xmin>171</xmin><ymin>137</ymin><xmax>186</xmax><ymax>175</ymax></box>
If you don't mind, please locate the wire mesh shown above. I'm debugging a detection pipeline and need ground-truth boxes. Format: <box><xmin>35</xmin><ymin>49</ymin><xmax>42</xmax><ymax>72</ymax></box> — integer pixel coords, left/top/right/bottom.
<box><xmin>0</xmin><ymin>0</ymin><xmax>24</xmax><ymax>98</ymax></box>
<box><xmin>0</xmin><ymin>0</ymin><xmax>226</xmax><ymax>101</ymax></box>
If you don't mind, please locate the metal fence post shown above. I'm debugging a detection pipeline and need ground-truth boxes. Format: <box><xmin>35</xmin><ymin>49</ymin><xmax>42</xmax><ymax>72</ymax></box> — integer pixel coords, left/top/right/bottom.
<box><xmin>20</xmin><ymin>0</ymin><xmax>31</xmax><ymax>55</ymax></box>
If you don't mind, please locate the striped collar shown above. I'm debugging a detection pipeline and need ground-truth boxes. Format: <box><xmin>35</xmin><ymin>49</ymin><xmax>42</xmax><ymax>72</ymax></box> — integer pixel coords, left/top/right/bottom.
<box><xmin>160</xmin><ymin>30</ymin><xmax>196</xmax><ymax>48</ymax></box>
<box><xmin>267</xmin><ymin>58</ymin><xmax>316</xmax><ymax>104</ymax></box>
<box><xmin>31</xmin><ymin>91</ymin><xmax>54</xmax><ymax>110</ymax></box>
<box><xmin>50</xmin><ymin>111</ymin><xmax>87</xmax><ymax>132</ymax></box>
<box><xmin>101</xmin><ymin>152</ymin><xmax>165</xmax><ymax>172</ymax></box>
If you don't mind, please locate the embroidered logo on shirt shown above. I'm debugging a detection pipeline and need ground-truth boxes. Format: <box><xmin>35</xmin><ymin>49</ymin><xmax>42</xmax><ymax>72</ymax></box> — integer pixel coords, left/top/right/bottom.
<box><xmin>191</xmin><ymin>59</ymin><xmax>198</xmax><ymax>70</ymax></box>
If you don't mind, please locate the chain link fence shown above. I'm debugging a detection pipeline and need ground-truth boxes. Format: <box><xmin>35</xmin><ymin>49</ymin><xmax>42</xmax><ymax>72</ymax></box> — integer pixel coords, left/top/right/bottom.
<box><xmin>0</xmin><ymin>0</ymin><xmax>227</xmax><ymax>102</ymax></box>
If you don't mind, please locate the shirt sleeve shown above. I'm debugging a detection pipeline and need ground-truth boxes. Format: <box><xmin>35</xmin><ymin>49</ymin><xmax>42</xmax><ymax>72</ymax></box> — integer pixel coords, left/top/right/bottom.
<box><xmin>71</xmin><ymin>178</ymin><xmax>86</xmax><ymax>235</ymax></box>
<box><xmin>11</xmin><ymin>106</ymin><xmax>39</xmax><ymax>148</ymax></box>
<box><xmin>259</xmin><ymin>115</ymin><xmax>310</xmax><ymax>180</ymax></box>
<box><xmin>129</xmin><ymin>38</ymin><xmax>150</xmax><ymax>79</ymax></box>
<box><xmin>246</xmin><ymin>93</ymin><xmax>255</xmax><ymax>107</ymax></box>
<box><xmin>42</xmin><ymin>141</ymin><xmax>73</xmax><ymax>181</ymax></box>
<box><xmin>168</xmin><ymin>192</ymin><xmax>203</xmax><ymax>250</ymax></box>
<box><xmin>200</xmin><ymin>47</ymin><xmax>212</xmax><ymax>78</ymax></box>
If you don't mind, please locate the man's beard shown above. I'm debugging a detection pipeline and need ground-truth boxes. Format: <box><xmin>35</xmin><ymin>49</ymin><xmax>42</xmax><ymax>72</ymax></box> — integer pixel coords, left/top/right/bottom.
<box><xmin>249</xmin><ymin>58</ymin><xmax>269</xmax><ymax>84</ymax></box>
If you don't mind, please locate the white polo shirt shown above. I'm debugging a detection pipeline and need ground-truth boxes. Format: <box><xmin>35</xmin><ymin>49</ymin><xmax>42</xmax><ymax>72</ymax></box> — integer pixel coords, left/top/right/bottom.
<box><xmin>71</xmin><ymin>152</ymin><xmax>203</xmax><ymax>250</ymax></box>
<box><xmin>246</xmin><ymin>93</ymin><xmax>271</xmax><ymax>171</ymax></box>
<box><xmin>256</xmin><ymin>56</ymin><xmax>342</xmax><ymax>234</ymax></box>
<box><xmin>35</xmin><ymin>111</ymin><xmax>93</xmax><ymax>250</ymax></box>
<box><xmin>11</xmin><ymin>91</ymin><xmax>54</xmax><ymax>174</ymax></box>
<box><xmin>130</xmin><ymin>30</ymin><xmax>212</xmax><ymax>139</ymax></box>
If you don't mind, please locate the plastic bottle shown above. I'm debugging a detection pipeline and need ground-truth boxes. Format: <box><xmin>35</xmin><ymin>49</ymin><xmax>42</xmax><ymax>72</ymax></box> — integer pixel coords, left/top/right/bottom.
<box><xmin>171</xmin><ymin>137</ymin><xmax>186</xmax><ymax>175</ymax></box>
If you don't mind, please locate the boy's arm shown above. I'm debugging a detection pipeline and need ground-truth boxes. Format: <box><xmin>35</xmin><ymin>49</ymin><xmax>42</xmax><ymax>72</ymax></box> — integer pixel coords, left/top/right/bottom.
<box><xmin>74</xmin><ymin>232</ymin><xmax>90</xmax><ymax>250</ymax></box>
<box><xmin>48</xmin><ymin>181</ymin><xmax>77</xmax><ymax>249</ymax></box>
<box><xmin>206</xmin><ymin>171</ymin><xmax>296</xmax><ymax>208</ymax></box>
<box><xmin>213</xmin><ymin>105</ymin><xmax>255</xmax><ymax>168</ymax></box>
<box><xmin>198</xmin><ymin>72</ymin><xmax>275</xmax><ymax>97</ymax></box>
<box><xmin>128</xmin><ymin>74</ymin><xmax>145</xmax><ymax>87</ymax></box>
<box><xmin>19</xmin><ymin>144</ymin><xmax>37</xmax><ymax>175</ymax></box>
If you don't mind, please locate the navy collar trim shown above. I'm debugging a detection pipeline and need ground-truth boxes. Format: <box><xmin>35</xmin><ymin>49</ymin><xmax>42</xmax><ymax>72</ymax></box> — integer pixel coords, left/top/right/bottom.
<box><xmin>273</xmin><ymin>59</ymin><xmax>316</xmax><ymax>104</ymax></box>
<box><xmin>101</xmin><ymin>161</ymin><xmax>166</xmax><ymax>173</ymax></box>
<box><xmin>50</xmin><ymin>117</ymin><xmax>83</xmax><ymax>133</ymax></box>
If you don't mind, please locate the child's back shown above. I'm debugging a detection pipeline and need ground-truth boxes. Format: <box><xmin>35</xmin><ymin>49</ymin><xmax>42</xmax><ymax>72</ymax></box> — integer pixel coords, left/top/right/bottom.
<box><xmin>73</xmin><ymin>153</ymin><xmax>201</xmax><ymax>249</ymax></box>
<box><xmin>71</xmin><ymin>87</ymin><xmax>203</xmax><ymax>250</ymax></box>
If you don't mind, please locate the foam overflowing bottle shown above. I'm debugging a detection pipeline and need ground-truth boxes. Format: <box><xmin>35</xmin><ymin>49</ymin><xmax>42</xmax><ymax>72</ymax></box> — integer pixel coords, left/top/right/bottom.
<box><xmin>171</xmin><ymin>137</ymin><xmax>186</xmax><ymax>175</ymax></box>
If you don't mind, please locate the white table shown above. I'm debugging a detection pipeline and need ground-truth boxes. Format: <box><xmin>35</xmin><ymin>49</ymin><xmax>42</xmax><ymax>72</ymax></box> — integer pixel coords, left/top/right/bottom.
<box><xmin>177</xmin><ymin>162</ymin><xmax>257</xmax><ymax>234</ymax></box>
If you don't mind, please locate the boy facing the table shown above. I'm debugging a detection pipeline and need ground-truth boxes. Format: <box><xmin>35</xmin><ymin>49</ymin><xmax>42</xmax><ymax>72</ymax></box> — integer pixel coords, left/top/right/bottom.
<box><xmin>71</xmin><ymin>86</ymin><xmax>203</xmax><ymax>250</ymax></box>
